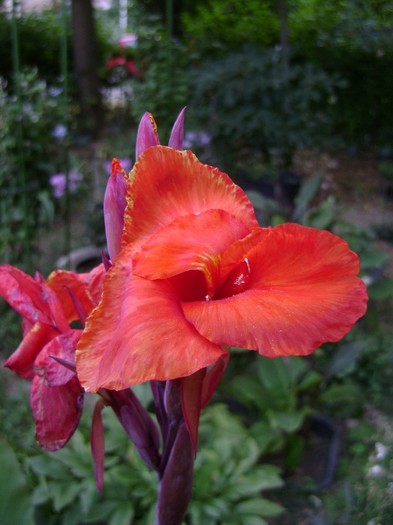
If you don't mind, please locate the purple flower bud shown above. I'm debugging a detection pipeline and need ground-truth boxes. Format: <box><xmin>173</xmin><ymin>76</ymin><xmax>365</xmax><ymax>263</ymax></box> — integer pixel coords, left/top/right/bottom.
<box><xmin>168</xmin><ymin>107</ymin><xmax>186</xmax><ymax>150</ymax></box>
<box><xmin>135</xmin><ymin>112</ymin><xmax>160</xmax><ymax>159</ymax></box>
<box><xmin>106</xmin><ymin>389</ymin><xmax>161</xmax><ymax>471</ymax></box>
<box><xmin>103</xmin><ymin>159</ymin><xmax>128</xmax><ymax>261</ymax></box>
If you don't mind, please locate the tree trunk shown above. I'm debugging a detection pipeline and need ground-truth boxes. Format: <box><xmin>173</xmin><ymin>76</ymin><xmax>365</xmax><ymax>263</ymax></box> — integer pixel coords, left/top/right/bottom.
<box><xmin>71</xmin><ymin>0</ymin><xmax>103</xmax><ymax>137</ymax></box>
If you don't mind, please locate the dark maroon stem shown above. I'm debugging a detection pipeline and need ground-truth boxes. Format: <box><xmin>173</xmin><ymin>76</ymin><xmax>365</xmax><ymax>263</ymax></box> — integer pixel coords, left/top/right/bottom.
<box><xmin>153</xmin><ymin>380</ymin><xmax>195</xmax><ymax>525</ymax></box>
<box><xmin>154</xmin><ymin>421</ymin><xmax>194</xmax><ymax>525</ymax></box>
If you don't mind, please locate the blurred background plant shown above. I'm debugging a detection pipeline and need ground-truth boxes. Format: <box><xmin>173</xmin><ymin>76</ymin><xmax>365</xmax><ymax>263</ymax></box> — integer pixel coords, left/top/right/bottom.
<box><xmin>0</xmin><ymin>69</ymin><xmax>65</xmax><ymax>267</ymax></box>
<box><xmin>188</xmin><ymin>46</ymin><xmax>344</xmax><ymax>174</ymax></box>
<box><xmin>0</xmin><ymin>0</ymin><xmax>393</xmax><ymax>523</ymax></box>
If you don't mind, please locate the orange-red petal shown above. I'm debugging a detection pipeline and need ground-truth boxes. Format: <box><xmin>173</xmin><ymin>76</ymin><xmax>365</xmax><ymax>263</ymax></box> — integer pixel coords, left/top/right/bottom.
<box><xmin>133</xmin><ymin>209</ymin><xmax>250</xmax><ymax>296</ymax></box>
<box><xmin>47</xmin><ymin>265</ymin><xmax>105</xmax><ymax>322</ymax></box>
<box><xmin>4</xmin><ymin>322</ymin><xmax>59</xmax><ymax>380</ymax></box>
<box><xmin>76</xmin><ymin>248</ymin><xmax>225</xmax><ymax>392</ymax></box>
<box><xmin>182</xmin><ymin>223</ymin><xmax>368</xmax><ymax>357</ymax></box>
<box><xmin>122</xmin><ymin>146</ymin><xmax>258</xmax><ymax>249</ymax></box>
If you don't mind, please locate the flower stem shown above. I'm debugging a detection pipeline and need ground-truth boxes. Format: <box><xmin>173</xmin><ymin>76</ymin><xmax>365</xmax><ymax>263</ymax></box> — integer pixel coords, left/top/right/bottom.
<box><xmin>154</xmin><ymin>421</ymin><xmax>194</xmax><ymax>525</ymax></box>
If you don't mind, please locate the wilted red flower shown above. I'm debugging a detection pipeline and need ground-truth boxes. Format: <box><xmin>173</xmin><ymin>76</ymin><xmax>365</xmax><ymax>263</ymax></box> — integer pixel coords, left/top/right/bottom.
<box><xmin>0</xmin><ymin>264</ymin><xmax>104</xmax><ymax>450</ymax></box>
<box><xmin>76</xmin><ymin>146</ymin><xmax>368</xmax><ymax>398</ymax></box>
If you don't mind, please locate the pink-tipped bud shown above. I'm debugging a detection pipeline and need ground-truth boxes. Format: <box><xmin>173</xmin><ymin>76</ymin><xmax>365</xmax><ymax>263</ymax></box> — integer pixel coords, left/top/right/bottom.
<box><xmin>168</xmin><ymin>107</ymin><xmax>186</xmax><ymax>150</ymax></box>
<box><xmin>135</xmin><ymin>112</ymin><xmax>160</xmax><ymax>158</ymax></box>
<box><xmin>104</xmin><ymin>159</ymin><xmax>128</xmax><ymax>261</ymax></box>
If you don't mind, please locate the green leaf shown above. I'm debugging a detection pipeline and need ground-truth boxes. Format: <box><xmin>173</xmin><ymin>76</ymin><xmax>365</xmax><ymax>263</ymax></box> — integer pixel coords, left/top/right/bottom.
<box><xmin>0</xmin><ymin>439</ymin><xmax>34</xmax><ymax>525</ymax></box>
<box><xmin>297</xmin><ymin>370</ymin><xmax>321</xmax><ymax>391</ymax></box>
<box><xmin>267</xmin><ymin>409</ymin><xmax>309</xmax><ymax>433</ymax></box>
<box><xmin>232</xmin><ymin>465</ymin><xmax>284</xmax><ymax>497</ymax></box>
<box><xmin>360</xmin><ymin>250</ymin><xmax>389</xmax><ymax>271</ymax></box>
<box><xmin>231</xmin><ymin>439</ymin><xmax>260</xmax><ymax>476</ymax></box>
<box><xmin>249</xmin><ymin>421</ymin><xmax>279</xmax><ymax>454</ymax></box>
<box><xmin>108</xmin><ymin>503</ymin><xmax>135</xmax><ymax>525</ymax></box>
<box><xmin>237</xmin><ymin>497</ymin><xmax>284</xmax><ymax>517</ymax></box>
<box><xmin>319</xmin><ymin>382</ymin><xmax>364</xmax><ymax>416</ymax></box>
<box><xmin>368</xmin><ymin>277</ymin><xmax>393</xmax><ymax>300</ymax></box>
<box><xmin>50</xmin><ymin>480</ymin><xmax>82</xmax><ymax>511</ymax></box>
<box><xmin>293</xmin><ymin>172</ymin><xmax>323</xmax><ymax>220</ymax></box>
<box><xmin>28</xmin><ymin>454</ymin><xmax>71</xmax><ymax>480</ymax></box>
<box><xmin>84</xmin><ymin>501</ymin><xmax>119</xmax><ymax>523</ymax></box>
<box><xmin>306</xmin><ymin>195</ymin><xmax>337</xmax><ymax>229</ymax></box>
<box><xmin>257</xmin><ymin>357</ymin><xmax>291</xmax><ymax>392</ymax></box>
<box><xmin>241</xmin><ymin>516</ymin><xmax>269</xmax><ymax>525</ymax></box>
<box><xmin>31</xmin><ymin>480</ymin><xmax>51</xmax><ymax>506</ymax></box>
<box><xmin>62</xmin><ymin>501</ymin><xmax>85</xmax><ymax>525</ymax></box>
<box><xmin>324</xmin><ymin>340</ymin><xmax>367</xmax><ymax>380</ymax></box>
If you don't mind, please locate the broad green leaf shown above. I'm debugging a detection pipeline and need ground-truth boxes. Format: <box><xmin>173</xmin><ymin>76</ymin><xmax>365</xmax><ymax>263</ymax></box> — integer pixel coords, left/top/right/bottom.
<box><xmin>108</xmin><ymin>503</ymin><xmax>135</xmax><ymax>525</ymax></box>
<box><xmin>293</xmin><ymin>172</ymin><xmax>323</xmax><ymax>220</ymax></box>
<box><xmin>319</xmin><ymin>382</ymin><xmax>364</xmax><ymax>416</ymax></box>
<box><xmin>267</xmin><ymin>409</ymin><xmax>309</xmax><ymax>433</ymax></box>
<box><xmin>232</xmin><ymin>440</ymin><xmax>260</xmax><ymax>476</ymax></box>
<box><xmin>368</xmin><ymin>277</ymin><xmax>393</xmax><ymax>300</ymax></box>
<box><xmin>237</xmin><ymin>497</ymin><xmax>284</xmax><ymax>517</ymax></box>
<box><xmin>306</xmin><ymin>195</ymin><xmax>337</xmax><ymax>229</ymax></box>
<box><xmin>241</xmin><ymin>516</ymin><xmax>269</xmax><ymax>525</ymax></box>
<box><xmin>50</xmin><ymin>480</ymin><xmax>82</xmax><ymax>511</ymax></box>
<box><xmin>231</xmin><ymin>466</ymin><xmax>283</xmax><ymax>497</ymax></box>
<box><xmin>284</xmin><ymin>356</ymin><xmax>310</xmax><ymax>385</ymax></box>
<box><xmin>297</xmin><ymin>370</ymin><xmax>321</xmax><ymax>392</ymax></box>
<box><xmin>360</xmin><ymin>250</ymin><xmax>389</xmax><ymax>271</ymax></box>
<box><xmin>63</xmin><ymin>501</ymin><xmax>85</xmax><ymax>525</ymax></box>
<box><xmin>28</xmin><ymin>454</ymin><xmax>71</xmax><ymax>480</ymax></box>
<box><xmin>249</xmin><ymin>421</ymin><xmax>279</xmax><ymax>454</ymax></box>
<box><xmin>0</xmin><ymin>439</ymin><xmax>34</xmax><ymax>525</ymax></box>
<box><xmin>31</xmin><ymin>481</ymin><xmax>51</xmax><ymax>506</ymax></box>
<box><xmin>324</xmin><ymin>340</ymin><xmax>367</xmax><ymax>381</ymax></box>
<box><xmin>84</xmin><ymin>501</ymin><xmax>119</xmax><ymax>523</ymax></box>
<box><xmin>257</xmin><ymin>357</ymin><xmax>291</xmax><ymax>392</ymax></box>
<box><xmin>78</xmin><ymin>478</ymin><xmax>98</xmax><ymax>515</ymax></box>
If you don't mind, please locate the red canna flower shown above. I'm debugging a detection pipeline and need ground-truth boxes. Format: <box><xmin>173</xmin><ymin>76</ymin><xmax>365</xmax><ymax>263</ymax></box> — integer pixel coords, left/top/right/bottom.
<box><xmin>1</xmin><ymin>264</ymin><xmax>104</xmax><ymax>451</ymax></box>
<box><xmin>0</xmin><ymin>110</ymin><xmax>370</xmax><ymax>525</ymax></box>
<box><xmin>76</xmin><ymin>146</ymin><xmax>368</xmax><ymax>401</ymax></box>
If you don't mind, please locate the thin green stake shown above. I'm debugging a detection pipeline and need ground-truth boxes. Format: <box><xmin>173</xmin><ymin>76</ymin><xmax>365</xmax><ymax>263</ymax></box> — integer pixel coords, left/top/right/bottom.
<box><xmin>11</xmin><ymin>0</ymin><xmax>30</xmax><ymax>270</ymax></box>
<box><xmin>60</xmin><ymin>0</ymin><xmax>71</xmax><ymax>269</ymax></box>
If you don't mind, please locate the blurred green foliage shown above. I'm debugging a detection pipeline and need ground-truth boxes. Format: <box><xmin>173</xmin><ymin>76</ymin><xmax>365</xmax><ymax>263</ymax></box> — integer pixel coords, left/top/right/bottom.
<box><xmin>0</xmin><ymin>70</ymin><xmax>62</xmax><ymax>266</ymax></box>
<box><xmin>0</xmin><ymin>439</ymin><xmax>35</xmax><ymax>525</ymax></box>
<box><xmin>182</xmin><ymin>0</ymin><xmax>279</xmax><ymax>54</ymax></box>
<box><xmin>0</xmin><ymin>9</ymin><xmax>110</xmax><ymax>86</ymax></box>
<box><xmin>0</xmin><ymin>10</ymin><xmax>69</xmax><ymax>83</ymax></box>
<box><xmin>189</xmin><ymin>47</ymin><xmax>343</xmax><ymax>170</ymax></box>
<box><xmin>131</xmin><ymin>26</ymin><xmax>190</xmax><ymax>140</ymax></box>
<box><xmin>14</xmin><ymin>405</ymin><xmax>284</xmax><ymax>524</ymax></box>
<box><xmin>182</xmin><ymin>0</ymin><xmax>393</xmax><ymax>151</ymax></box>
